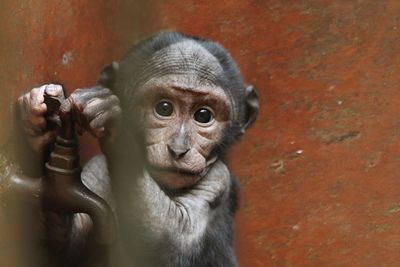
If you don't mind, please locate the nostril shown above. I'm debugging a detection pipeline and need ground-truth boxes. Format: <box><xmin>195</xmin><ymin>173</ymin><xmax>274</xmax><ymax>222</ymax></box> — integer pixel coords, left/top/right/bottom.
<box><xmin>167</xmin><ymin>145</ymin><xmax>189</xmax><ymax>159</ymax></box>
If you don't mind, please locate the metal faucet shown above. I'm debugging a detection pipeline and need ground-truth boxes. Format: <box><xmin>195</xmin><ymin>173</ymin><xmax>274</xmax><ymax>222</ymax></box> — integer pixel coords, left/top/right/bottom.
<box><xmin>4</xmin><ymin>90</ymin><xmax>115</xmax><ymax>266</ymax></box>
<box><xmin>43</xmin><ymin>93</ymin><xmax>114</xmax><ymax>245</ymax></box>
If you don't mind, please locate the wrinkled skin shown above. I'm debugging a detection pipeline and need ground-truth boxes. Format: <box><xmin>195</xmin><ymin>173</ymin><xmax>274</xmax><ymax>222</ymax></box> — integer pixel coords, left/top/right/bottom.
<box><xmin>18</xmin><ymin>84</ymin><xmax>64</xmax><ymax>153</ymax></box>
<box><xmin>18</xmin><ymin>84</ymin><xmax>121</xmax><ymax>152</ymax></box>
<box><xmin>136</xmin><ymin>79</ymin><xmax>231</xmax><ymax>189</ymax></box>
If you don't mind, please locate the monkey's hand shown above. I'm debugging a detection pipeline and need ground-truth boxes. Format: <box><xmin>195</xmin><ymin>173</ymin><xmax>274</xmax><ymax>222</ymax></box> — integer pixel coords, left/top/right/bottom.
<box><xmin>61</xmin><ymin>86</ymin><xmax>122</xmax><ymax>141</ymax></box>
<box><xmin>18</xmin><ymin>84</ymin><xmax>65</xmax><ymax>153</ymax></box>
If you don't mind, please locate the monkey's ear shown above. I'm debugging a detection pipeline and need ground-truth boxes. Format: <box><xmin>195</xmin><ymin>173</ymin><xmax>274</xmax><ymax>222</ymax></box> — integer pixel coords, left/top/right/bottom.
<box><xmin>240</xmin><ymin>85</ymin><xmax>260</xmax><ymax>134</ymax></box>
<box><xmin>97</xmin><ymin>61</ymin><xmax>119</xmax><ymax>88</ymax></box>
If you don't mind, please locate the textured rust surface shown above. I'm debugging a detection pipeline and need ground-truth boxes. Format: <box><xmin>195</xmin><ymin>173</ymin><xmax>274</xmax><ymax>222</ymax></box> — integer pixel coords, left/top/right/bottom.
<box><xmin>1</xmin><ymin>1</ymin><xmax>400</xmax><ymax>266</ymax></box>
<box><xmin>160</xmin><ymin>1</ymin><xmax>400</xmax><ymax>266</ymax></box>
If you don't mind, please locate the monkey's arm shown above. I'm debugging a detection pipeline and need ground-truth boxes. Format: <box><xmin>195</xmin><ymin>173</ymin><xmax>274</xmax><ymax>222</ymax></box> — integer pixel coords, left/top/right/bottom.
<box><xmin>82</xmin><ymin>155</ymin><xmax>235</xmax><ymax>265</ymax></box>
<box><xmin>132</xmin><ymin>161</ymin><xmax>231</xmax><ymax>250</ymax></box>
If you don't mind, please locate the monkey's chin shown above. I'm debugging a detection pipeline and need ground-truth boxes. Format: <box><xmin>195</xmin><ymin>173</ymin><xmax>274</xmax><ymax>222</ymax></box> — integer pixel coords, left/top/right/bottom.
<box><xmin>147</xmin><ymin>167</ymin><xmax>202</xmax><ymax>190</ymax></box>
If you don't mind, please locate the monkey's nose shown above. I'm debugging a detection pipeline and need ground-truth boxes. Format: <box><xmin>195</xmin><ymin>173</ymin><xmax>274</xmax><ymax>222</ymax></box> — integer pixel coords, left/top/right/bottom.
<box><xmin>167</xmin><ymin>144</ymin><xmax>190</xmax><ymax>159</ymax></box>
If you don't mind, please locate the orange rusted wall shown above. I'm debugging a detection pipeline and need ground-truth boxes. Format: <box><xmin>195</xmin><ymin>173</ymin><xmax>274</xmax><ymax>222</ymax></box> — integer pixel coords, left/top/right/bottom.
<box><xmin>1</xmin><ymin>1</ymin><xmax>400</xmax><ymax>266</ymax></box>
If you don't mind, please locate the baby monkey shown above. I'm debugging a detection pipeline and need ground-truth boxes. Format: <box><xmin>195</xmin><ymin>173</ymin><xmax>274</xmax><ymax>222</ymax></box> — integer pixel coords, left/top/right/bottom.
<box><xmin>19</xmin><ymin>31</ymin><xmax>259</xmax><ymax>266</ymax></box>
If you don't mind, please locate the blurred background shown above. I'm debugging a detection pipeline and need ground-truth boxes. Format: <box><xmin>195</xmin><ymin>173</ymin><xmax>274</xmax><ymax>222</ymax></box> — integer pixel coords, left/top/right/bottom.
<box><xmin>1</xmin><ymin>0</ymin><xmax>400</xmax><ymax>266</ymax></box>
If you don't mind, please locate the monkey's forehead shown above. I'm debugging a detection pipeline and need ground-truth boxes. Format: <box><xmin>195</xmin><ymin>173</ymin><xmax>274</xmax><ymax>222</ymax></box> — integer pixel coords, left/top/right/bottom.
<box><xmin>139</xmin><ymin>74</ymin><xmax>223</xmax><ymax>92</ymax></box>
<box><xmin>138</xmin><ymin>74</ymin><xmax>230</xmax><ymax>100</ymax></box>
<box><xmin>137</xmin><ymin>40</ymin><xmax>224</xmax><ymax>87</ymax></box>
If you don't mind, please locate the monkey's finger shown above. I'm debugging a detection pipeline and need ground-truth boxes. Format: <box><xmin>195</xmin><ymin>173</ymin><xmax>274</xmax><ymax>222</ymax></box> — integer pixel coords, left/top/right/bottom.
<box><xmin>70</xmin><ymin>87</ymin><xmax>112</xmax><ymax>106</ymax></box>
<box><xmin>44</xmin><ymin>84</ymin><xmax>64</xmax><ymax>98</ymax></box>
<box><xmin>27</xmin><ymin>131</ymin><xmax>57</xmax><ymax>153</ymax></box>
<box><xmin>22</xmin><ymin>114</ymin><xmax>47</xmax><ymax>137</ymax></box>
<box><xmin>82</xmin><ymin>95</ymin><xmax>120</xmax><ymax>122</ymax></box>
<box><xmin>60</xmin><ymin>96</ymin><xmax>89</xmax><ymax>135</ymax></box>
<box><xmin>29</xmin><ymin>86</ymin><xmax>47</xmax><ymax>115</ymax></box>
<box><xmin>21</xmin><ymin>94</ymin><xmax>45</xmax><ymax>124</ymax></box>
<box><xmin>60</xmin><ymin>97</ymin><xmax>73</xmax><ymax>114</ymax></box>
<box><xmin>23</xmin><ymin>124</ymin><xmax>43</xmax><ymax>136</ymax></box>
<box><xmin>105</xmin><ymin>106</ymin><xmax>122</xmax><ymax>141</ymax></box>
<box><xmin>90</xmin><ymin>126</ymin><xmax>106</xmax><ymax>139</ymax></box>
<box><xmin>18</xmin><ymin>95</ymin><xmax>33</xmax><ymax>132</ymax></box>
<box><xmin>61</xmin><ymin>87</ymin><xmax>111</xmax><ymax>114</ymax></box>
<box><xmin>20</xmin><ymin>93</ymin><xmax>31</xmax><ymax>117</ymax></box>
<box><xmin>89</xmin><ymin>110</ymin><xmax>109</xmax><ymax>138</ymax></box>
<box><xmin>18</xmin><ymin>94</ymin><xmax>28</xmax><ymax>119</ymax></box>
<box><xmin>89</xmin><ymin>105</ymin><xmax>122</xmax><ymax>129</ymax></box>
<box><xmin>27</xmin><ymin>114</ymin><xmax>47</xmax><ymax>131</ymax></box>
<box><xmin>89</xmin><ymin>106</ymin><xmax>121</xmax><ymax>138</ymax></box>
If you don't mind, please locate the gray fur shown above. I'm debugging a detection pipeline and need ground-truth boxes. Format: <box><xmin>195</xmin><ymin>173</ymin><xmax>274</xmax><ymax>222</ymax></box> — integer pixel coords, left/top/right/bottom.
<box><xmin>81</xmin><ymin>155</ymin><xmax>234</xmax><ymax>261</ymax></box>
<box><xmin>81</xmin><ymin>154</ymin><xmax>114</xmax><ymax>208</ymax></box>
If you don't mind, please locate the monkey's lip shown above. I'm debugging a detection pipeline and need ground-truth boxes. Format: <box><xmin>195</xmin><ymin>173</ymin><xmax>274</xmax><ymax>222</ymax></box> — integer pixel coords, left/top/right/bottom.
<box><xmin>148</xmin><ymin>165</ymin><xmax>200</xmax><ymax>176</ymax></box>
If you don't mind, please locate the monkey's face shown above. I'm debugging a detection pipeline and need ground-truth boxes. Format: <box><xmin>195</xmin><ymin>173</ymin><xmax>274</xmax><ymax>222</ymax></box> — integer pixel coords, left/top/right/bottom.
<box><xmin>134</xmin><ymin>76</ymin><xmax>232</xmax><ymax>189</ymax></box>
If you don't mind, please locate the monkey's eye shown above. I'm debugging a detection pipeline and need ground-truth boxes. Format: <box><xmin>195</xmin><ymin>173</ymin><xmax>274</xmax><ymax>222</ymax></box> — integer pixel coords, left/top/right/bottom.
<box><xmin>194</xmin><ymin>108</ymin><xmax>213</xmax><ymax>124</ymax></box>
<box><xmin>155</xmin><ymin>101</ymin><xmax>173</xmax><ymax>117</ymax></box>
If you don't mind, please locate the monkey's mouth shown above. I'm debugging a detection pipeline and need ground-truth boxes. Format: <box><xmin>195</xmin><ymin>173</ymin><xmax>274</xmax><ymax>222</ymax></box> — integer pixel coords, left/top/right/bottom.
<box><xmin>147</xmin><ymin>165</ymin><xmax>201</xmax><ymax>176</ymax></box>
<box><xmin>147</xmin><ymin>165</ymin><xmax>203</xmax><ymax>189</ymax></box>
